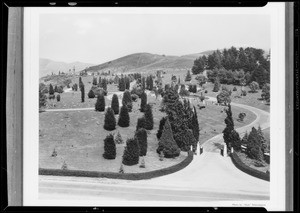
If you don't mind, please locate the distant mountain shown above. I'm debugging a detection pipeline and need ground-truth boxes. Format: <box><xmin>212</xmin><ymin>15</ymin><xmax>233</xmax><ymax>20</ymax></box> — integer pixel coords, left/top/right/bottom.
<box><xmin>39</xmin><ymin>58</ymin><xmax>95</xmax><ymax>77</ymax></box>
<box><xmin>84</xmin><ymin>51</ymin><xmax>214</xmax><ymax>74</ymax></box>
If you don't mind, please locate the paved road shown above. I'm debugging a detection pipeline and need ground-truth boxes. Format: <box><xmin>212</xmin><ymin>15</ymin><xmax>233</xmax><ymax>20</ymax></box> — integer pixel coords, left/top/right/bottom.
<box><xmin>39</xmin><ymin>96</ymin><xmax>270</xmax><ymax>203</ymax></box>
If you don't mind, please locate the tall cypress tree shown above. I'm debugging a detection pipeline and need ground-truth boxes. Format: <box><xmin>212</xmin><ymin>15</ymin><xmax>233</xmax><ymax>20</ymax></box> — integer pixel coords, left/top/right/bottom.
<box><xmin>80</xmin><ymin>84</ymin><xmax>85</xmax><ymax>102</ymax></box>
<box><xmin>257</xmin><ymin>126</ymin><xmax>267</xmax><ymax>153</ymax></box>
<box><xmin>95</xmin><ymin>93</ymin><xmax>105</xmax><ymax>111</ymax></box>
<box><xmin>144</xmin><ymin>104</ymin><xmax>154</xmax><ymax>130</ymax></box>
<box><xmin>135</xmin><ymin>128</ymin><xmax>148</xmax><ymax>156</ymax></box>
<box><xmin>122</xmin><ymin>90</ymin><xmax>132</xmax><ymax>112</ymax></box>
<box><xmin>192</xmin><ymin>106</ymin><xmax>200</xmax><ymax>142</ymax></box>
<box><xmin>156</xmin><ymin>116</ymin><xmax>167</xmax><ymax>140</ymax></box>
<box><xmin>93</xmin><ymin>77</ymin><xmax>97</xmax><ymax>85</ymax></box>
<box><xmin>118</xmin><ymin>105</ymin><xmax>130</xmax><ymax>127</ymax></box>
<box><xmin>136</xmin><ymin>117</ymin><xmax>146</xmax><ymax>131</ymax></box>
<box><xmin>222</xmin><ymin>104</ymin><xmax>234</xmax><ymax>151</ymax></box>
<box><xmin>122</xmin><ymin>137</ymin><xmax>140</xmax><ymax>166</ymax></box>
<box><xmin>103</xmin><ymin>134</ymin><xmax>116</xmax><ymax>159</ymax></box>
<box><xmin>103</xmin><ymin>107</ymin><xmax>116</xmax><ymax>131</ymax></box>
<box><xmin>246</xmin><ymin>127</ymin><xmax>264</xmax><ymax>161</ymax></box>
<box><xmin>49</xmin><ymin>84</ymin><xmax>54</xmax><ymax>95</ymax></box>
<box><xmin>140</xmin><ymin>91</ymin><xmax>147</xmax><ymax>112</ymax></box>
<box><xmin>111</xmin><ymin>94</ymin><xmax>120</xmax><ymax>114</ymax></box>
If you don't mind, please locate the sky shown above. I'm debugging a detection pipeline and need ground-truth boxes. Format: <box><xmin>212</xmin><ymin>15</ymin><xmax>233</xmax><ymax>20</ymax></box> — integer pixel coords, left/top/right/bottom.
<box><xmin>39</xmin><ymin>13</ymin><xmax>270</xmax><ymax>64</ymax></box>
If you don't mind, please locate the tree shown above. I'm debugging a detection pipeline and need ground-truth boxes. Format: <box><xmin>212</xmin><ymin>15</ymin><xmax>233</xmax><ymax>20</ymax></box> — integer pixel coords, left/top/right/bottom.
<box><xmin>95</xmin><ymin>93</ymin><xmax>105</xmax><ymax>111</ymax></box>
<box><xmin>192</xmin><ymin>57</ymin><xmax>205</xmax><ymax>74</ymax></box>
<box><xmin>217</xmin><ymin>90</ymin><xmax>231</xmax><ymax>105</ymax></box>
<box><xmin>156</xmin><ymin>119</ymin><xmax>181</xmax><ymax>158</ymax></box>
<box><xmin>111</xmin><ymin>94</ymin><xmax>120</xmax><ymax>114</ymax></box>
<box><xmin>114</xmin><ymin>131</ymin><xmax>123</xmax><ymax>144</ymax></box>
<box><xmin>119</xmin><ymin>77</ymin><xmax>126</xmax><ymax>91</ymax></box>
<box><xmin>241</xmin><ymin>132</ymin><xmax>248</xmax><ymax>145</ymax></box>
<box><xmin>213</xmin><ymin>78</ymin><xmax>220</xmax><ymax>92</ymax></box>
<box><xmin>136</xmin><ymin>117</ymin><xmax>146</xmax><ymax>130</ymax></box>
<box><xmin>135</xmin><ymin>128</ymin><xmax>148</xmax><ymax>156</ymax></box>
<box><xmin>249</xmin><ymin>81</ymin><xmax>259</xmax><ymax>93</ymax></box>
<box><xmin>192</xmin><ymin>106</ymin><xmax>200</xmax><ymax>142</ymax></box>
<box><xmin>39</xmin><ymin>91</ymin><xmax>47</xmax><ymax>108</ymax></box>
<box><xmin>156</xmin><ymin>117</ymin><xmax>167</xmax><ymax>140</ymax></box>
<box><xmin>230</xmin><ymin>130</ymin><xmax>241</xmax><ymax>151</ymax></box>
<box><xmin>103</xmin><ymin>134</ymin><xmax>116</xmax><ymax>159</ymax></box>
<box><xmin>122</xmin><ymin>90</ymin><xmax>133</xmax><ymax>112</ymax></box>
<box><xmin>185</xmin><ymin>70</ymin><xmax>192</xmax><ymax>81</ymax></box>
<box><xmin>49</xmin><ymin>84</ymin><xmax>54</xmax><ymax>95</ymax></box>
<box><xmin>238</xmin><ymin>112</ymin><xmax>246</xmax><ymax>122</ymax></box>
<box><xmin>140</xmin><ymin>91</ymin><xmax>147</xmax><ymax>112</ymax></box>
<box><xmin>122</xmin><ymin>138</ymin><xmax>140</xmax><ymax>166</ymax></box>
<box><xmin>103</xmin><ymin>107</ymin><xmax>116</xmax><ymax>131</ymax></box>
<box><xmin>56</xmin><ymin>94</ymin><xmax>60</xmax><ymax>102</ymax></box>
<box><xmin>80</xmin><ymin>84</ymin><xmax>85</xmax><ymax>102</ymax></box>
<box><xmin>118</xmin><ymin>105</ymin><xmax>130</xmax><ymax>127</ymax></box>
<box><xmin>195</xmin><ymin>74</ymin><xmax>207</xmax><ymax>87</ymax></box>
<box><xmin>144</xmin><ymin>104</ymin><xmax>154</xmax><ymax>130</ymax></box>
<box><xmin>92</xmin><ymin>77</ymin><xmax>97</xmax><ymax>85</ymax></box>
<box><xmin>261</xmin><ymin>83</ymin><xmax>270</xmax><ymax>103</ymax></box>
<box><xmin>222</xmin><ymin>104</ymin><xmax>234</xmax><ymax>151</ymax></box>
<box><xmin>88</xmin><ymin>89</ymin><xmax>95</xmax><ymax>98</ymax></box>
<box><xmin>246</xmin><ymin>127</ymin><xmax>264</xmax><ymax>161</ymax></box>
<box><xmin>257</xmin><ymin>126</ymin><xmax>268</xmax><ymax>153</ymax></box>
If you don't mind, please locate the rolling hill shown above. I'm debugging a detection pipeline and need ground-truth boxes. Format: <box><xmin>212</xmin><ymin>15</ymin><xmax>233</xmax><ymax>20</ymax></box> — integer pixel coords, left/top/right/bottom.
<box><xmin>40</xmin><ymin>58</ymin><xmax>95</xmax><ymax>77</ymax></box>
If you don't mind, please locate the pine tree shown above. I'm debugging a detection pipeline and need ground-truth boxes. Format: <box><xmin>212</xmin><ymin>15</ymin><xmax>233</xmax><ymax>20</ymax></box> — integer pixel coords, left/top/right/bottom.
<box><xmin>231</xmin><ymin>129</ymin><xmax>241</xmax><ymax>151</ymax></box>
<box><xmin>136</xmin><ymin>117</ymin><xmax>146</xmax><ymax>130</ymax></box>
<box><xmin>102</xmin><ymin>78</ymin><xmax>107</xmax><ymax>91</ymax></box>
<box><xmin>93</xmin><ymin>77</ymin><xmax>97</xmax><ymax>85</ymax></box>
<box><xmin>157</xmin><ymin>119</ymin><xmax>180</xmax><ymax>158</ymax></box>
<box><xmin>122</xmin><ymin>90</ymin><xmax>132</xmax><ymax>112</ymax></box>
<box><xmin>103</xmin><ymin>107</ymin><xmax>116</xmax><ymax>131</ymax></box>
<box><xmin>156</xmin><ymin>117</ymin><xmax>167</xmax><ymax>140</ymax></box>
<box><xmin>118</xmin><ymin>105</ymin><xmax>130</xmax><ymax>127</ymax></box>
<box><xmin>144</xmin><ymin>104</ymin><xmax>154</xmax><ymax>130</ymax></box>
<box><xmin>56</xmin><ymin>94</ymin><xmax>60</xmax><ymax>102</ymax></box>
<box><xmin>140</xmin><ymin>91</ymin><xmax>147</xmax><ymax>112</ymax></box>
<box><xmin>115</xmin><ymin>131</ymin><xmax>123</xmax><ymax>144</ymax></box>
<box><xmin>135</xmin><ymin>128</ymin><xmax>147</xmax><ymax>156</ymax></box>
<box><xmin>88</xmin><ymin>89</ymin><xmax>95</xmax><ymax>98</ymax></box>
<box><xmin>81</xmin><ymin>84</ymin><xmax>85</xmax><ymax>102</ymax></box>
<box><xmin>49</xmin><ymin>84</ymin><xmax>54</xmax><ymax>95</ymax></box>
<box><xmin>111</xmin><ymin>94</ymin><xmax>120</xmax><ymax>114</ymax></box>
<box><xmin>185</xmin><ymin>70</ymin><xmax>192</xmax><ymax>81</ymax></box>
<box><xmin>257</xmin><ymin>126</ymin><xmax>267</xmax><ymax>153</ymax></box>
<box><xmin>122</xmin><ymin>137</ymin><xmax>140</xmax><ymax>166</ymax></box>
<box><xmin>125</xmin><ymin>76</ymin><xmax>130</xmax><ymax>90</ymax></box>
<box><xmin>246</xmin><ymin>127</ymin><xmax>264</xmax><ymax>161</ymax></box>
<box><xmin>103</xmin><ymin>134</ymin><xmax>116</xmax><ymax>159</ymax></box>
<box><xmin>241</xmin><ymin>132</ymin><xmax>249</xmax><ymax>145</ymax></box>
<box><xmin>95</xmin><ymin>93</ymin><xmax>105</xmax><ymax>111</ymax></box>
<box><xmin>54</xmin><ymin>85</ymin><xmax>58</xmax><ymax>93</ymax></box>
<box><xmin>192</xmin><ymin>106</ymin><xmax>200</xmax><ymax>142</ymax></box>
<box><xmin>222</xmin><ymin>104</ymin><xmax>234</xmax><ymax>151</ymax></box>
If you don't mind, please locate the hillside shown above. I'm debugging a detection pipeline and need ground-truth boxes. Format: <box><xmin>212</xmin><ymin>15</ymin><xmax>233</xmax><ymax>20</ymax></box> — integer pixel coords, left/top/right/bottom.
<box><xmin>40</xmin><ymin>58</ymin><xmax>95</xmax><ymax>77</ymax></box>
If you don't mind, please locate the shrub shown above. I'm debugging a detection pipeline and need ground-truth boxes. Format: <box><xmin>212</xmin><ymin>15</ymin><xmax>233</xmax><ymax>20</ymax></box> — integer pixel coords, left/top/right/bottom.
<box><xmin>135</xmin><ymin>128</ymin><xmax>148</xmax><ymax>156</ymax></box>
<box><xmin>144</xmin><ymin>104</ymin><xmax>154</xmax><ymax>130</ymax></box>
<box><xmin>156</xmin><ymin>117</ymin><xmax>167</xmax><ymax>140</ymax></box>
<box><xmin>103</xmin><ymin>134</ymin><xmax>116</xmax><ymax>159</ymax></box>
<box><xmin>88</xmin><ymin>89</ymin><xmax>95</xmax><ymax>98</ymax></box>
<box><xmin>56</xmin><ymin>94</ymin><xmax>60</xmax><ymax>102</ymax></box>
<box><xmin>249</xmin><ymin>81</ymin><xmax>259</xmax><ymax>93</ymax></box>
<box><xmin>80</xmin><ymin>84</ymin><xmax>85</xmax><ymax>102</ymax></box>
<box><xmin>241</xmin><ymin>90</ymin><xmax>247</xmax><ymax>96</ymax></box>
<box><xmin>103</xmin><ymin>107</ymin><xmax>116</xmax><ymax>131</ymax></box>
<box><xmin>95</xmin><ymin>94</ymin><xmax>105</xmax><ymax>111</ymax></box>
<box><xmin>111</xmin><ymin>94</ymin><xmax>119</xmax><ymax>114</ymax></box>
<box><xmin>61</xmin><ymin>161</ymin><xmax>68</xmax><ymax>170</ymax></box>
<box><xmin>92</xmin><ymin>77</ymin><xmax>97</xmax><ymax>85</ymax></box>
<box><xmin>136</xmin><ymin>117</ymin><xmax>146</xmax><ymax>130</ymax></box>
<box><xmin>118</xmin><ymin>105</ymin><xmax>130</xmax><ymax>127</ymax></box>
<box><xmin>57</xmin><ymin>86</ymin><xmax>64</xmax><ymax>93</ymax></box>
<box><xmin>233</xmin><ymin>86</ymin><xmax>237</xmax><ymax>91</ymax></box>
<box><xmin>140</xmin><ymin>92</ymin><xmax>147</xmax><ymax>112</ymax></box>
<box><xmin>156</xmin><ymin>119</ymin><xmax>181</xmax><ymax>158</ymax></box>
<box><xmin>238</xmin><ymin>112</ymin><xmax>246</xmax><ymax>122</ymax></box>
<box><xmin>114</xmin><ymin>131</ymin><xmax>123</xmax><ymax>144</ymax></box>
<box><xmin>122</xmin><ymin>138</ymin><xmax>140</xmax><ymax>166</ymax></box>
<box><xmin>51</xmin><ymin>148</ymin><xmax>57</xmax><ymax>157</ymax></box>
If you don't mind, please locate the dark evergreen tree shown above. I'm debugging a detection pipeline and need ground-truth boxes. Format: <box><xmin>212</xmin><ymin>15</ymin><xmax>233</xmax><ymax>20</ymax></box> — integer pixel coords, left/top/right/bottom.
<box><xmin>103</xmin><ymin>134</ymin><xmax>116</xmax><ymax>159</ymax></box>
<box><xmin>88</xmin><ymin>89</ymin><xmax>95</xmax><ymax>98</ymax></box>
<box><xmin>125</xmin><ymin>76</ymin><xmax>130</xmax><ymax>90</ymax></box>
<box><xmin>54</xmin><ymin>85</ymin><xmax>58</xmax><ymax>93</ymax></box>
<box><xmin>93</xmin><ymin>77</ymin><xmax>97</xmax><ymax>85</ymax></box>
<box><xmin>185</xmin><ymin>70</ymin><xmax>192</xmax><ymax>81</ymax></box>
<box><xmin>144</xmin><ymin>104</ymin><xmax>154</xmax><ymax>130</ymax></box>
<box><xmin>156</xmin><ymin>117</ymin><xmax>167</xmax><ymax>140</ymax></box>
<box><xmin>122</xmin><ymin>137</ymin><xmax>140</xmax><ymax>166</ymax></box>
<box><xmin>118</xmin><ymin>105</ymin><xmax>130</xmax><ymax>127</ymax></box>
<box><xmin>111</xmin><ymin>94</ymin><xmax>120</xmax><ymax>114</ymax></box>
<box><xmin>241</xmin><ymin>132</ymin><xmax>249</xmax><ymax>145</ymax></box>
<box><xmin>80</xmin><ymin>84</ymin><xmax>85</xmax><ymax>102</ymax></box>
<box><xmin>192</xmin><ymin>57</ymin><xmax>205</xmax><ymax>74</ymax></box>
<box><xmin>135</xmin><ymin>128</ymin><xmax>148</xmax><ymax>156</ymax></box>
<box><xmin>222</xmin><ymin>104</ymin><xmax>234</xmax><ymax>151</ymax></box>
<box><xmin>246</xmin><ymin>127</ymin><xmax>264</xmax><ymax>161</ymax></box>
<box><xmin>136</xmin><ymin>117</ymin><xmax>146</xmax><ymax>130</ymax></box>
<box><xmin>49</xmin><ymin>84</ymin><xmax>54</xmax><ymax>95</ymax></box>
<box><xmin>119</xmin><ymin>77</ymin><xmax>126</xmax><ymax>91</ymax></box>
<box><xmin>156</xmin><ymin>119</ymin><xmax>181</xmax><ymax>158</ymax></box>
<box><xmin>230</xmin><ymin>129</ymin><xmax>241</xmax><ymax>151</ymax></box>
<box><xmin>192</xmin><ymin>106</ymin><xmax>200</xmax><ymax>142</ymax></box>
<box><xmin>140</xmin><ymin>91</ymin><xmax>147</xmax><ymax>112</ymax></box>
<box><xmin>95</xmin><ymin>93</ymin><xmax>105</xmax><ymax>111</ymax></box>
<box><xmin>257</xmin><ymin>126</ymin><xmax>268</xmax><ymax>153</ymax></box>
<box><xmin>103</xmin><ymin>107</ymin><xmax>116</xmax><ymax>131</ymax></box>
<box><xmin>213</xmin><ymin>78</ymin><xmax>220</xmax><ymax>92</ymax></box>
<box><xmin>122</xmin><ymin>90</ymin><xmax>132</xmax><ymax>112</ymax></box>
<box><xmin>56</xmin><ymin>94</ymin><xmax>60</xmax><ymax>102</ymax></box>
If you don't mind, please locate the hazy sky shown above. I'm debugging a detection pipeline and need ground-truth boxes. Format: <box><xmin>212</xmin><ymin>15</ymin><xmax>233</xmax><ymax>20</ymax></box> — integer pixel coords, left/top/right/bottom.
<box><xmin>40</xmin><ymin>13</ymin><xmax>270</xmax><ymax>64</ymax></box>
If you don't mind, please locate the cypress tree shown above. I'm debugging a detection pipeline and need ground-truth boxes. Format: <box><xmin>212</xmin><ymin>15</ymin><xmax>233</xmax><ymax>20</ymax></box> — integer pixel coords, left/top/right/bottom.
<box><xmin>103</xmin><ymin>107</ymin><xmax>116</xmax><ymax>131</ymax></box>
<box><xmin>119</xmin><ymin>77</ymin><xmax>125</xmax><ymax>91</ymax></box>
<box><xmin>95</xmin><ymin>93</ymin><xmax>105</xmax><ymax>111</ymax></box>
<box><xmin>118</xmin><ymin>105</ymin><xmax>130</xmax><ymax>127</ymax></box>
<box><xmin>257</xmin><ymin>126</ymin><xmax>267</xmax><ymax>153</ymax></box>
<box><xmin>136</xmin><ymin>117</ymin><xmax>146</xmax><ymax>131</ymax></box>
<box><xmin>144</xmin><ymin>104</ymin><xmax>154</xmax><ymax>130</ymax></box>
<box><xmin>135</xmin><ymin>128</ymin><xmax>148</xmax><ymax>156</ymax></box>
<box><xmin>156</xmin><ymin>116</ymin><xmax>167</xmax><ymax>140</ymax></box>
<box><xmin>192</xmin><ymin>106</ymin><xmax>200</xmax><ymax>142</ymax></box>
<box><xmin>241</xmin><ymin>132</ymin><xmax>249</xmax><ymax>145</ymax></box>
<box><xmin>102</xmin><ymin>78</ymin><xmax>107</xmax><ymax>91</ymax></box>
<box><xmin>54</xmin><ymin>85</ymin><xmax>58</xmax><ymax>93</ymax></box>
<box><xmin>140</xmin><ymin>91</ymin><xmax>147</xmax><ymax>112</ymax></box>
<box><xmin>125</xmin><ymin>76</ymin><xmax>130</xmax><ymax>90</ymax></box>
<box><xmin>246</xmin><ymin>127</ymin><xmax>264</xmax><ymax>161</ymax></box>
<box><xmin>56</xmin><ymin>94</ymin><xmax>60</xmax><ymax>102</ymax></box>
<box><xmin>122</xmin><ymin>137</ymin><xmax>140</xmax><ymax>166</ymax></box>
<box><xmin>213</xmin><ymin>77</ymin><xmax>220</xmax><ymax>92</ymax></box>
<box><xmin>103</xmin><ymin>134</ymin><xmax>116</xmax><ymax>159</ymax></box>
<box><xmin>111</xmin><ymin>94</ymin><xmax>120</xmax><ymax>114</ymax></box>
<box><xmin>49</xmin><ymin>84</ymin><xmax>54</xmax><ymax>95</ymax></box>
<box><xmin>156</xmin><ymin>119</ymin><xmax>180</xmax><ymax>158</ymax></box>
<box><xmin>80</xmin><ymin>84</ymin><xmax>85</xmax><ymax>102</ymax></box>
<box><xmin>122</xmin><ymin>90</ymin><xmax>132</xmax><ymax>112</ymax></box>
<box><xmin>222</xmin><ymin>104</ymin><xmax>234</xmax><ymax>151</ymax></box>
<box><xmin>88</xmin><ymin>89</ymin><xmax>95</xmax><ymax>98</ymax></box>
<box><xmin>93</xmin><ymin>77</ymin><xmax>97</xmax><ymax>85</ymax></box>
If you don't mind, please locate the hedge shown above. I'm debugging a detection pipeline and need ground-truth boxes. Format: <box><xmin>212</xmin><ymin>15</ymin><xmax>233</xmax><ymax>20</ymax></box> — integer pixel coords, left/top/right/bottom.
<box><xmin>39</xmin><ymin>151</ymin><xmax>194</xmax><ymax>180</ymax></box>
<box><xmin>230</xmin><ymin>151</ymin><xmax>270</xmax><ymax>181</ymax></box>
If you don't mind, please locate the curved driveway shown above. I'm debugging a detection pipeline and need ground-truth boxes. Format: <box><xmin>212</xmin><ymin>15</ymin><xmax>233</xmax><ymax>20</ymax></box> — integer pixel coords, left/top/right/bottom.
<box><xmin>39</xmin><ymin>96</ymin><xmax>270</xmax><ymax>202</ymax></box>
